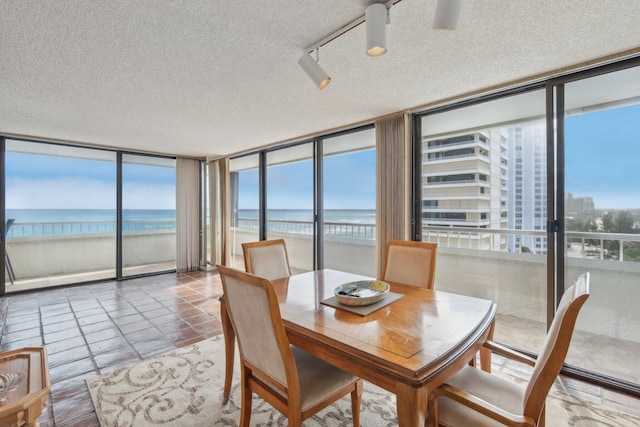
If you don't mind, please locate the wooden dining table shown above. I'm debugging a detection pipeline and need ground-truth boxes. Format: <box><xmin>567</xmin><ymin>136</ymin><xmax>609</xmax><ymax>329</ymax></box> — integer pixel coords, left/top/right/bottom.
<box><xmin>220</xmin><ymin>269</ymin><xmax>496</xmax><ymax>427</ymax></box>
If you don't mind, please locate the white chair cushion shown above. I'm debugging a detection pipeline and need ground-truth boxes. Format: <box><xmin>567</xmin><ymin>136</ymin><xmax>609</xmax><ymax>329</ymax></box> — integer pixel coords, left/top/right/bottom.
<box><xmin>292</xmin><ymin>347</ymin><xmax>359</xmax><ymax>412</ymax></box>
<box><xmin>436</xmin><ymin>365</ymin><xmax>526</xmax><ymax>427</ymax></box>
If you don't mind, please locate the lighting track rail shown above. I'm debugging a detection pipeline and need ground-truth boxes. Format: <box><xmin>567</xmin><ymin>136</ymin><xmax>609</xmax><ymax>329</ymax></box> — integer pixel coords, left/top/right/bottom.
<box><xmin>297</xmin><ymin>0</ymin><xmax>463</xmax><ymax>90</ymax></box>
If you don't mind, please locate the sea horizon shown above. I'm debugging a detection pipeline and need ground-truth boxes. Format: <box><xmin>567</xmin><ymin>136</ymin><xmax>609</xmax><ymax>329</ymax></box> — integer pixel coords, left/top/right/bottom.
<box><xmin>6</xmin><ymin>208</ymin><xmax>375</xmax><ymax>224</ymax></box>
<box><xmin>6</xmin><ymin>208</ymin><xmax>177</xmax><ymax>223</ymax></box>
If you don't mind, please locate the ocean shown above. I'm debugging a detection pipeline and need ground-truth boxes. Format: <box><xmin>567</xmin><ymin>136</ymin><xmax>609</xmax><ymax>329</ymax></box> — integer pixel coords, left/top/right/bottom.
<box><xmin>6</xmin><ymin>209</ymin><xmax>176</xmax><ymax>222</ymax></box>
<box><xmin>6</xmin><ymin>209</ymin><xmax>177</xmax><ymax>237</ymax></box>
<box><xmin>5</xmin><ymin>209</ymin><xmax>375</xmax><ymax>237</ymax></box>
<box><xmin>238</xmin><ymin>209</ymin><xmax>376</xmax><ymax>224</ymax></box>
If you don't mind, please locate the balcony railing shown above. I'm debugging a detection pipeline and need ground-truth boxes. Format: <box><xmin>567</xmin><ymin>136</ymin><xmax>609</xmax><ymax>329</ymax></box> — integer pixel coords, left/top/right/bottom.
<box><xmin>6</xmin><ymin>219</ymin><xmax>176</xmax><ymax>237</ymax></box>
<box><xmin>229</xmin><ymin>218</ymin><xmax>640</xmax><ymax>262</ymax></box>
<box><xmin>236</xmin><ymin>218</ymin><xmax>376</xmax><ymax>240</ymax></box>
<box><xmin>9</xmin><ymin>217</ymin><xmax>637</xmax><ymax>262</ymax></box>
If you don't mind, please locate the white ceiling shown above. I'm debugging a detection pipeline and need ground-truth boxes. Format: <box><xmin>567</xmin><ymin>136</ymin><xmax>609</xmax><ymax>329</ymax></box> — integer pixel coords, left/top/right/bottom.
<box><xmin>1</xmin><ymin>1</ymin><xmax>639</xmax><ymax>159</ymax></box>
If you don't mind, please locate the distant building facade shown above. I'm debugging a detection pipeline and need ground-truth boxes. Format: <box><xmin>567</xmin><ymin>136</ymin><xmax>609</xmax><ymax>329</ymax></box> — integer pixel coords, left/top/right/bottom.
<box><xmin>420</xmin><ymin>130</ymin><xmax>508</xmax><ymax>250</ymax></box>
<box><xmin>507</xmin><ymin>125</ymin><xmax>547</xmax><ymax>254</ymax></box>
<box><xmin>565</xmin><ymin>192</ymin><xmax>595</xmax><ymax>216</ymax></box>
<box><xmin>420</xmin><ymin>124</ymin><xmax>549</xmax><ymax>254</ymax></box>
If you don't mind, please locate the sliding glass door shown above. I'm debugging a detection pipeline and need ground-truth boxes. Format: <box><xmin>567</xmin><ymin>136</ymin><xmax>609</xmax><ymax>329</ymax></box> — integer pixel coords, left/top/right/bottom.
<box><xmin>2</xmin><ymin>139</ymin><xmax>179</xmax><ymax>293</ymax></box>
<box><xmin>266</xmin><ymin>143</ymin><xmax>314</xmax><ymax>273</ymax></box>
<box><xmin>121</xmin><ymin>154</ymin><xmax>176</xmax><ymax>277</ymax></box>
<box><xmin>417</xmin><ymin>89</ymin><xmax>549</xmax><ymax>355</ymax></box>
<box><xmin>228</xmin><ymin>126</ymin><xmax>376</xmax><ymax>274</ymax></box>
<box><xmin>559</xmin><ymin>64</ymin><xmax>640</xmax><ymax>387</ymax></box>
<box><xmin>4</xmin><ymin>140</ymin><xmax>117</xmax><ymax>291</ymax></box>
<box><xmin>414</xmin><ymin>58</ymin><xmax>640</xmax><ymax>392</ymax></box>
<box><xmin>229</xmin><ymin>154</ymin><xmax>260</xmax><ymax>270</ymax></box>
<box><xmin>322</xmin><ymin>129</ymin><xmax>376</xmax><ymax>276</ymax></box>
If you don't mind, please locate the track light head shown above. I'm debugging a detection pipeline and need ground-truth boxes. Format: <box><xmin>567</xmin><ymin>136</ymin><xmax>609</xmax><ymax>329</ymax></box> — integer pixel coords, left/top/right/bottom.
<box><xmin>298</xmin><ymin>52</ymin><xmax>331</xmax><ymax>90</ymax></box>
<box><xmin>366</xmin><ymin>3</ymin><xmax>388</xmax><ymax>57</ymax></box>
<box><xmin>433</xmin><ymin>0</ymin><xmax>463</xmax><ymax>30</ymax></box>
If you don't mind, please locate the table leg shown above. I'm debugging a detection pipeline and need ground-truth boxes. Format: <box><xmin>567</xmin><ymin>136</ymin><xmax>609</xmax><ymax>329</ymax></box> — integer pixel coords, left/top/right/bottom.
<box><xmin>480</xmin><ymin>319</ymin><xmax>495</xmax><ymax>373</ymax></box>
<box><xmin>220</xmin><ymin>297</ymin><xmax>235</xmax><ymax>404</ymax></box>
<box><xmin>395</xmin><ymin>382</ymin><xmax>427</xmax><ymax>427</ymax></box>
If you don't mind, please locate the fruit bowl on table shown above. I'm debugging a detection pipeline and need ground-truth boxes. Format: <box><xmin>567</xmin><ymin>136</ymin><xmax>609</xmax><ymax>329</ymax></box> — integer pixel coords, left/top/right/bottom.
<box><xmin>334</xmin><ymin>280</ymin><xmax>390</xmax><ymax>307</ymax></box>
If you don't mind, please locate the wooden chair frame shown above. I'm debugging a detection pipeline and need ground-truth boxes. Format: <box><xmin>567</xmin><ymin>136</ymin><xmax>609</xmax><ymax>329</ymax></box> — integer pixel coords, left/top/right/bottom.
<box><xmin>382</xmin><ymin>240</ymin><xmax>438</xmax><ymax>289</ymax></box>
<box><xmin>427</xmin><ymin>272</ymin><xmax>590</xmax><ymax>427</ymax></box>
<box><xmin>242</xmin><ymin>238</ymin><xmax>292</xmax><ymax>279</ymax></box>
<box><xmin>217</xmin><ymin>265</ymin><xmax>362</xmax><ymax>427</ymax></box>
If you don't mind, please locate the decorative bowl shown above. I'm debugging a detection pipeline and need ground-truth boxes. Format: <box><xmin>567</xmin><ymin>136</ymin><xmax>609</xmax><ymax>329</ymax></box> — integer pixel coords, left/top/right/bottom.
<box><xmin>334</xmin><ymin>280</ymin><xmax>390</xmax><ymax>307</ymax></box>
<box><xmin>0</xmin><ymin>372</ymin><xmax>26</xmax><ymax>402</ymax></box>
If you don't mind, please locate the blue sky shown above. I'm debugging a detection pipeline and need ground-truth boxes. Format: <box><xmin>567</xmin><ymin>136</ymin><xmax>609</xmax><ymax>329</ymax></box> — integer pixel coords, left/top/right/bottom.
<box><xmin>5</xmin><ymin>154</ymin><xmax>176</xmax><ymax>209</ymax></box>
<box><xmin>238</xmin><ymin>149</ymin><xmax>377</xmax><ymax>210</ymax></box>
<box><xmin>565</xmin><ymin>103</ymin><xmax>640</xmax><ymax>209</ymax></box>
<box><xmin>5</xmin><ymin>102</ymin><xmax>638</xmax><ymax>212</ymax></box>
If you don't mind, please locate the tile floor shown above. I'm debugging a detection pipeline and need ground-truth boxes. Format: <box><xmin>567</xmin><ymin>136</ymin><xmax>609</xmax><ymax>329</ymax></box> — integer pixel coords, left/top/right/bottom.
<box><xmin>0</xmin><ymin>269</ymin><xmax>638</xmax><ymax>426</ymax></box>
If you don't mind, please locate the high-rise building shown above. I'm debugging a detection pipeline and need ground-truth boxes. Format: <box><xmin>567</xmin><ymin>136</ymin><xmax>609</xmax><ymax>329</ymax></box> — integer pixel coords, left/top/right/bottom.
<box><xmin>421</xmin><ymin>125</ymin><xmax>548</xmax><ymax>254</ymax></box>
<box><xmin>565</xmin><ymin>192</ymin><xmax>595</xmax><ymax>216</ymax></box>
<box><xmin>421</xmin><ymin>130</ymin><xmax>508</xmax><ymax>250</ymax></box>
<box><xmin>506</xmin><ymin>125</ymin><xmax>547</xmax><ymax>254</ymax></box>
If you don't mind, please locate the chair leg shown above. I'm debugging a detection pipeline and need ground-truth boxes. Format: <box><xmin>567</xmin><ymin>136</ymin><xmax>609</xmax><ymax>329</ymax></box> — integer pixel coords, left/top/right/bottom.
<box><xmin>220</xmin><ymin>297</ymin><xmax>235</xmax><ymax>404</ymax></box>
<box><xmin>538</xmin><ymin>404</ymin><xmax>546</xmax><ymax>427</ymax></box>
<box><xmin>239</xmin><ymin>367</ymin><xmax>252</xmax><ymax>427</ymax></box>
<box><xmin>480</xmin><ymin>319</ymin><xmax>496</xmax><ymax>373</ymax></box>
<box><xmin>351</xmin><ymin>379</ymin><xmax>363</xmax><ymax>427</ymax></box>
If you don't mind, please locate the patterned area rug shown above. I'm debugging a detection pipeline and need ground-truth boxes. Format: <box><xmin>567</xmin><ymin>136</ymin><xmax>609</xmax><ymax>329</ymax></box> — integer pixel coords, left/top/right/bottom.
<box><xmin>86</xmin><ymin>336</ymin><xmax>640</xmax><ymax>426</ymax></box>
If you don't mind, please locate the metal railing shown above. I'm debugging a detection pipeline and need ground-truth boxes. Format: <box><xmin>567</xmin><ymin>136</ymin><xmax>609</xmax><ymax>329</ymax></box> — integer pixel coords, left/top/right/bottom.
<box><xmin>7</xmin><ymin>217</ymin><xmax>639</xmax><ymax>262</ymax></box>
<box><xmin>6</xmin><ymin>219</ymin><xmax>176</xmax><ymax>237</ymax></box>
<box><xmin>236</xmin><ymin>218</ymin><xmax>639</xmax><ymax>262</ymax></box>
<box><xmin>235</xmin><ymin>218</ymin><xmax>376</xmax><ymax>240</ymax></box>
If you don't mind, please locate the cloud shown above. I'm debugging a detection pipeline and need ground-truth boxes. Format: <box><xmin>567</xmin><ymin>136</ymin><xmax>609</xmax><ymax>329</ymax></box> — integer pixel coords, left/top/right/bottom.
<box><xmin>6</xmin><ymin>177</ymin><xmax>175</xmax><ymax>209</ymax></box>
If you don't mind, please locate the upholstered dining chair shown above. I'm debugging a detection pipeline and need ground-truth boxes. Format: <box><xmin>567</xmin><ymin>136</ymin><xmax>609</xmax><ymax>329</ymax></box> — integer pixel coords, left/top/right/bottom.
<box><xmin>382</xmin><ymin>240</ymin><xmax>438</xmax><ymax>289</ymax></box>
<box><xmin>216</xmin><ymin>265</ymin><xmax>363</xmax><ymax>427</ymax></box>
<box><xmin>222</xmin><ymin>239</ymin><xmax>293</xmax><ymax>404</ymax></box>
<box><xmin>426</xmin><ymin>272</ymin><xmax>590</xmax><ymax>427</ymax></box>
<box><xmin>382</xmin><ymin>239</ymin><xmax>495</xmax><ymax>372</ymax></box>
<box><xmin>242</xmin><ymin>238</ymin><xmax>292</xmax><ymax>280</ymax></box>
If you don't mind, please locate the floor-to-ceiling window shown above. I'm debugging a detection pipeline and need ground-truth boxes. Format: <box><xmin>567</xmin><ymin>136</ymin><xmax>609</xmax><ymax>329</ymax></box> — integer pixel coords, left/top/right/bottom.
<box><xmin>322</xmin><ymin>129</ymin><xmax>376</xmax><ymax>276</ymax></box>
<box><xmin>2</xmin><ymin>139</ymin><xmax>178</xmax><ymax>294</ymax></box>
<box><xmin>414</xmin><ymin>58</ymin><xmax>640</xmax><ymax>393</ymax></box>
<box><xmin>228</xmin><ymin>126</ymin><xmax>375</xmax><ymax>274</ymax></box>
<box><xmin>556</xmin><ymin>63</ymin><xmax>640</xmax><ymax>388</ymax></box>
<box><xmin>4</xmin><ymin>140</ymin><xmax>117</xmax><ymax>292</ymax></box>
<box><xmin>266</xmin><ymin>143</ymin><xmax>314</xmax><ymax>272</ymax></box>
<box><xmin>121</xmin><ymin>154</ymin><xmax>176</xmax><ymax>277</ymax></box>
<box><xmin>229</xmin><ymin>154</ymin><xmax>260</xmax><ymax>269</ymax></box>
<box><xmin>416</xmin><ymin>89</ymin><xmax>548</xmax><ymax>356</ymax></box>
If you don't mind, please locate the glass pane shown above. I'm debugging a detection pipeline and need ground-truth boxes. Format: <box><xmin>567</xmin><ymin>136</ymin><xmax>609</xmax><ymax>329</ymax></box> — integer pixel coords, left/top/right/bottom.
<box><xmin>419</xmin><ymin>89</ymin><xmax>548</xmax><ymax>355</ymax></box>
<box><xmin>564</xmin><ymin>65</ymin><xmax>640</xmax><ymax>385</ymax></box>
<box><xmin>121</xmin><ymin>154</ymin><xmax>176</xmax><ymax>276</ymax></box>
<box><xmin>266</xmin><ymin>144</ymin><xmax>314</xmax><ymax>273</ymax></box>
<box><xmin>229</xmin><ymin>155</ymin><xmax>260</xmax><ymax>270</ymax></box>
<box><xmin>323</xmin><ymin>129</ymin><xmax>376</xmax><ymax>276</ymax></box>
<box><xmin>5</xmin><ymin>140</ymin><xmax>117</xmax><ymax>291</ymax></box>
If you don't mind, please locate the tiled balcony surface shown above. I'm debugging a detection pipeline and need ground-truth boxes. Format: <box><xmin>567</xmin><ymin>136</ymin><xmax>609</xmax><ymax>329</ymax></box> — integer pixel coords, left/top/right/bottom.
<box><xmin>0</xmin><ymin>269</ymin><xmax>638</xmax><ymax>426</ymax></box>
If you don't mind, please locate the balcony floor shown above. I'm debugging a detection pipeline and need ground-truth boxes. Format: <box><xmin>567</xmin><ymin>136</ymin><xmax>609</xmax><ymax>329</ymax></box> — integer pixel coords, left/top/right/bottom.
<box><xmin>0</xmin><ymin>269</ymin><xmax>638</xmax><ymax>426</ymax></box>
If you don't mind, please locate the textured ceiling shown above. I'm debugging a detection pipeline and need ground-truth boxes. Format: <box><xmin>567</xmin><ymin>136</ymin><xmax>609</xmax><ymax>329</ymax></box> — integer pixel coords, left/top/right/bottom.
<box><xmin>1</xmin><ymin>1</ymin><xmax>639</xmax><ymax>158</ymax></box>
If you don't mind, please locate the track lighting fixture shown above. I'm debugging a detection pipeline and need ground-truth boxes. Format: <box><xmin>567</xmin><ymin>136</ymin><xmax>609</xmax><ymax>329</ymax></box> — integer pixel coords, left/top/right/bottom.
<box><xmin>366</xmin><ymin>3</ymin><xmax>388</xmax><ymax>57</ymax></box>
<box><xmin>298</xmin><ymin>0</ymin><xmax>461</xmax><ymax>90</ymax></box>
<box><xmin>433</xmin><ymin>0</ymin><xmax>463</xmax><ymax>30</ymax></box>
<box><xmin>298</xmin><ymin>49</ymin><xmax>331</xmax><ymax>90</ymax></box>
